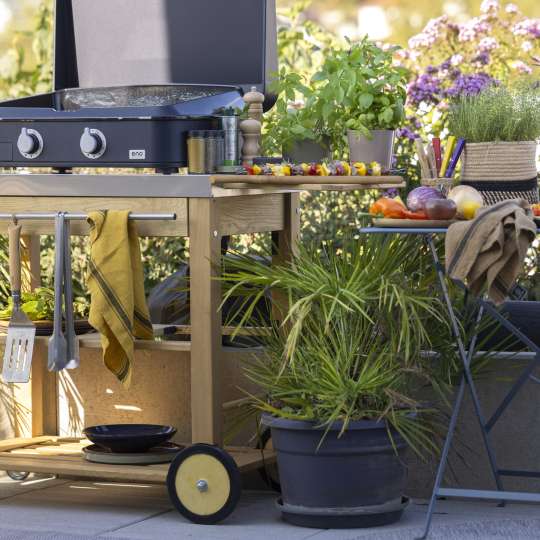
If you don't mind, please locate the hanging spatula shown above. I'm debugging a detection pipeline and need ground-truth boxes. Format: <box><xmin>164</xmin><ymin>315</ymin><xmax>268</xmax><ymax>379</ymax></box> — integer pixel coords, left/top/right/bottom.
<box><xmin>2</xmin><ymin>222</ymin><xmax>36</xmax><ymax>383</ymax></box>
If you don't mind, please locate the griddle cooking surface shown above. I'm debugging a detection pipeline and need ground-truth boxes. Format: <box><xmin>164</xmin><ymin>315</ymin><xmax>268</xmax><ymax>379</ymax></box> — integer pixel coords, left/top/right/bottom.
<box><xmin>59</xmin><ymin>85</ymin><xmax>228</xmax><ymax>111</ymax></box>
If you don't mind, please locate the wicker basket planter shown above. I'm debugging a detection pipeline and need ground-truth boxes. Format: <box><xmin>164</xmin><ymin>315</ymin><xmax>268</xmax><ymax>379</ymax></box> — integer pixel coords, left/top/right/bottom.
<box><xmin>460</xmin><ymin>141</ymin><xmax>539</xmax><ymax>205</ymax></box>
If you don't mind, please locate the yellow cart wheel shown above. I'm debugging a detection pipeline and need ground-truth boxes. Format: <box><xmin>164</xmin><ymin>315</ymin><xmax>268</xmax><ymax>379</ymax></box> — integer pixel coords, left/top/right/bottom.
<box><xmin>167</xmin><ymin>444</ymin><xmax>241</xmax><ymax>524</ymax></box>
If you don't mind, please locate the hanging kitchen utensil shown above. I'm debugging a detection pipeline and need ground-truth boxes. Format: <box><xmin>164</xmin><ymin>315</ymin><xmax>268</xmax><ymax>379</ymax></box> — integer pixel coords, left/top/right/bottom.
<box><xmin>2</xmin><ymin>220</ymin><xmax>36</xmax><ymax>383</ymax></box>
<box><xmin>48</xmin><ymin>213</ymin><xmax>68</xmax><ymax>372</ymax></box>
<box><xmin>64</xmin><ymin>218</ymin><xmax>79</xmax><ymax>370</ymax></box>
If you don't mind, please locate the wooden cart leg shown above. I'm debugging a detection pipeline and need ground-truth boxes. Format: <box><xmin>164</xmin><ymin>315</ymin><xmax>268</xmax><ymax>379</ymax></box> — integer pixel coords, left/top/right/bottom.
<box><xmin>19</xmin><ymin>234</ymin><xmax>58</xmax><ymax>437</ymax></box>
<box><xmin>273</xmin><ymin>193</ymin><xmax>300</xmax><ymax>263</ymax></box>
<box><xmin>271</xmin><ymin>193</ymin><xmax>300</xmax><ymax>320</ymax></box>
<box><xmin>189</xmin><ymin>199</ymin><xmax>223</xmax><ymax>446</ymax></box>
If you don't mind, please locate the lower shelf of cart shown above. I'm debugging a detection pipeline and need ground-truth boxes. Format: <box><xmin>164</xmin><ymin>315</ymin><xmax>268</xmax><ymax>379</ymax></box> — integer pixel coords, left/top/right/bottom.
<box><xmin>0</xmin><ymin>436</ymin><xmax>274</xmax><ymax>484</ymax></box>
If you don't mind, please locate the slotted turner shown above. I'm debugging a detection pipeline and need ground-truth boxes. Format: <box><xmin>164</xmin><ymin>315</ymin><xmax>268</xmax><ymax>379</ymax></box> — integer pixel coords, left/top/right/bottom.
<box><xmin>2</xmin><ymin>223</ymin><xmax>36</xmax><ymax>383</ymax></box>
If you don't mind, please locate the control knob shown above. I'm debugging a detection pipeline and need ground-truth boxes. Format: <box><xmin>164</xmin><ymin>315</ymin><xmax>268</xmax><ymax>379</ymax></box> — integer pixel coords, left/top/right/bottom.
<box><xmin>17</xmin><ymin>128</ymin><xmax>44</xmax><ymax>159</ymax></box>
<box><xmin>80</xmin><ymin>128</ymin><xmax>107</xmax><ymax>159</ymax></box>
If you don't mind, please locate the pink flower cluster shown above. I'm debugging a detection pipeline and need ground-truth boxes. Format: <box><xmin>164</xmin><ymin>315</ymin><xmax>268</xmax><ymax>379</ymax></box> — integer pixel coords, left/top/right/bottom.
<box><xmin>513</xmin><ymin>19</ymin><xmax>540</xmax><ymax>39</ymax></box>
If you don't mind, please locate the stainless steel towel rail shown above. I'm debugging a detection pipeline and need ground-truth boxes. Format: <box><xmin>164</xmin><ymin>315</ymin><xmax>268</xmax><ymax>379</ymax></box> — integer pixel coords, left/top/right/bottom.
<box><xmin>0</xmin><ymin>213</ymin><xmax>176</xmax><ymax>221</ymax></box>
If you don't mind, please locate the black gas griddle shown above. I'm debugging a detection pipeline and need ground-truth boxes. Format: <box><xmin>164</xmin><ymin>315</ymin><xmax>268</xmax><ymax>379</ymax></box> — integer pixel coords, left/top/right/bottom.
<box><xmin>0</xmin><ymin>0</ymin><xmax>277</xmax><ymax>170</ymax></box>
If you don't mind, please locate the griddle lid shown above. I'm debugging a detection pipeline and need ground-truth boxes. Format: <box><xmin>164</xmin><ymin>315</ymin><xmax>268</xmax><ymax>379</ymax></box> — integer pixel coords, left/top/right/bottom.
<box><xmin>54</xmin><ymin>0</ymin><xmax>277</xmax><ymax>109</ymax></box>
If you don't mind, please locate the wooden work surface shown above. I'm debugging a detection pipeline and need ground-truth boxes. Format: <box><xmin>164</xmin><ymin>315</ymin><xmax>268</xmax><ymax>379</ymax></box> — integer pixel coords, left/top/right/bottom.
<box><xmin>0</xmin><ymin>437</ymin><xmax>274</xmax><ymax>483</ymax></box>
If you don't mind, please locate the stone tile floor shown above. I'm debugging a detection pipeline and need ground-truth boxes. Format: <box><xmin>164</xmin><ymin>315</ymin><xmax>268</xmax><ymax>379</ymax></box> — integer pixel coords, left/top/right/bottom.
<box><xmin>0</xmin><ymin>474</ymin><xmax>539</xmax><ymax>539</ymax></box>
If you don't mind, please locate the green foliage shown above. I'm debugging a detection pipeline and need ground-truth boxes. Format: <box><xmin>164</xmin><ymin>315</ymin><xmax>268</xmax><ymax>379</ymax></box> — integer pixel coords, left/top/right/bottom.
<box><xmin>264</xmin><ymin>70</ymin><xmax>331</xmax><ymax>155</ymax></box>
<box><xmin>0</xmin><ymin>287</ymin><xmax>88</xmax><ymax>321</ymax></box>
<box><xmin>221</xmin><ymin>236</ymin><xmax>453</xmax><ymax>456</ymax></box>
<box><xmin>265</xmin><ymin>36</ymin><xmax>408</xmax><ymax>156</ymax></box>
<box><xmin>449</xmin><ymin>82</ymin><xmax>540</xmax><ymax>143</ymax></box>
<box><xmin>320</xmin><ymin>38</ymin><xmax>407</xmax><ymax>138</ymax></box>
<box><xmin>0</xmin><ymin>1</ymin><xmax>53</xmax><ymax>99</ymax></box>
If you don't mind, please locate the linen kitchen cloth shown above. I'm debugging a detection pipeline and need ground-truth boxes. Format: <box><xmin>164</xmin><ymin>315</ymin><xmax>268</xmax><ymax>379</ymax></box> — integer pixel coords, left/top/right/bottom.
<box><xmin>446</xmin><ymin>199</ymin><xmax>537</xmax><ymax>305</ymax></box>
<box><xmin>87</xmin><ymin>210</ymin><xmax>154</xmax><ymax>386</ymax></box>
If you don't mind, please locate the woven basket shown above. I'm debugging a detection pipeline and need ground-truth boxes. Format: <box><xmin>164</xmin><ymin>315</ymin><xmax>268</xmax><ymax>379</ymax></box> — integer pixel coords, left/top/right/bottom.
<box><xmin>460</xmin><ymin>141</ymin><xmax>539</xmax><ymax>205</ymax></box>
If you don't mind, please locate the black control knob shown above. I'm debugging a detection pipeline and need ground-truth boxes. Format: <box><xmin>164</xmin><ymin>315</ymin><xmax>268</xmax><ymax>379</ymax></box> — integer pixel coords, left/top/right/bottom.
<box><xmin>17</xmin><ymin>128</ymin><xmax>43</xmax><ymax>158</ymax></box>
<box><xmin>80</xmin><ymin>128</ymin><xmax>106</xmax><ymax>159</ymax></box>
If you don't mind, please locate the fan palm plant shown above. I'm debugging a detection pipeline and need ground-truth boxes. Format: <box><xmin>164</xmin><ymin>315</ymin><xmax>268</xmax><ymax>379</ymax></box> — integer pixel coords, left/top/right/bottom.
<box><xmin>221</xmin><ymin>234</ymin><xmax>453</xmax><ymax>457</ymax></box>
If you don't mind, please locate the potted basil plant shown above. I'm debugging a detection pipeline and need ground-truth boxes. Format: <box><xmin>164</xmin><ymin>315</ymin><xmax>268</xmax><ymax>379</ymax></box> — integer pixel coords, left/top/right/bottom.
<box><xmin>263</xmin><ymin>69</ymin><xmax>332</xmax><ymax>163</ymax></box>
<box><xmin>222</xmin><ymin>236</ymin><xmax>448</xmax><ymax>529</ymax></box>
<box><xmin>330</xmin><ymin>38</ymin><xmax>408</xmax><ymax>167</ymax></box>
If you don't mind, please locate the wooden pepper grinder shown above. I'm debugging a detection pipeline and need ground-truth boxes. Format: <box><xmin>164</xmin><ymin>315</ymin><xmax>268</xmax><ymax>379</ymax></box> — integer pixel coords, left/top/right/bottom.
<box><xmin>240</xmin><ymin>86</ymin><xmax>265</xmax><ymax>165</ymax></box>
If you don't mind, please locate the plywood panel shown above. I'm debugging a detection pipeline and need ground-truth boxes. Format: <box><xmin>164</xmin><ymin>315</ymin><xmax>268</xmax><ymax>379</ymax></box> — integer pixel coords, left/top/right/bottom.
<box><xmin>58</xmin><ymin>347</ymin><xmax>259</xmax><ymax>447</ymax></box>
<box><xmin>0</xmin><ymin>198</ymin><xmax>188</xmax><ymax>237</ymax></box>
<box><xmin>216</xmin><ymin>194</ymin><xmax>284</xmax><ymax>235</ymax></box>
<box><xmin>59</xmin><ymin>349</ymin><xmax>193</xmax><ymax>444</ymax></box>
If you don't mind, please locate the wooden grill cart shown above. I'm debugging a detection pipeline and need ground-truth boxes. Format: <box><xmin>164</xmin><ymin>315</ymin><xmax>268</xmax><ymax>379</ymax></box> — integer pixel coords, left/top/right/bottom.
<box><xmin>0</xmin><ymin>172</ymin><xmax>403</xmax><ymax>523</ymax></box>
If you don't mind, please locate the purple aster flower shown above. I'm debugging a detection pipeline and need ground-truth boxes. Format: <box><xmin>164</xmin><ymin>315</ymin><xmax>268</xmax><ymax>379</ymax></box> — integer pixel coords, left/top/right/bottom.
<box><xmin>396</xmin><ymin>127</ymin><xmax>417</xmax><ymax>141</ymax></box>
<box><xmin>446</xmin><ymin>73</ymin><xmax>496</xmax><ymax>97</ymax></box>
<box><xmin>440</xmin><ymin>60</ymin><xmax>451</xmax><ymax>70</ymax></box>
<box><xmin>474</xmin><ymin>52</ymin><xmax>490</xmax><ymax>65</ymax></box>
<box><xmin>407</xmin><ymin>73</ymin><xmax>442</xmax><ymax>105</ymax></box>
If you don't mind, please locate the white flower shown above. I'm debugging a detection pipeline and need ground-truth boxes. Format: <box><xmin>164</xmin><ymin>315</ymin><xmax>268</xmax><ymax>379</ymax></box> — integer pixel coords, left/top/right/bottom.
<box><xmin>505</xmin><ymin>3</ymin><xmax>519</xmax><ymax>14</ymax></box>
<box><xmin>479</xmin><ymin>37</ymin><xmax>498</xmax><ymax>51</ymax></box>
<box><xmin>512</xmin><ymin>60</ymin><xmax>532</xmax><ymax>74</ymax></box>
<box><xmin>0</xmin><ymin>50</ymin><xmax>18</xmax><ymax>80</ymax></box>
<box><xmin>450</xmin><ymin>54</ymin><xmax>464</xmax><ymax>66</ymax></box>
<box><xmin>522</xmin><ymin>41</ymin><xmax>533</xmax><ymax>52</ymax></box>
<box><xmin>480</xmin><ymin>0</ymin><xmax>499</xmax><ymax>14</ymax></box>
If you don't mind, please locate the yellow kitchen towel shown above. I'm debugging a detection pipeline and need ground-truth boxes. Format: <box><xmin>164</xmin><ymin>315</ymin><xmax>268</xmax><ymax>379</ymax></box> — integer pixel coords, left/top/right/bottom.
<box><xmin>87</xmin><ymin>210</ymin><xmax>154</xmax><ymax>386</ymax></box>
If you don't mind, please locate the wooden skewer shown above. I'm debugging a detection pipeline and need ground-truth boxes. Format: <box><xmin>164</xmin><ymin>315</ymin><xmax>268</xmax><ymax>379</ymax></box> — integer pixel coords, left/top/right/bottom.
<box><xmin>211</xmin><ymin>175</ymin><xmax>405</xmax><ymax>186</ymax></box>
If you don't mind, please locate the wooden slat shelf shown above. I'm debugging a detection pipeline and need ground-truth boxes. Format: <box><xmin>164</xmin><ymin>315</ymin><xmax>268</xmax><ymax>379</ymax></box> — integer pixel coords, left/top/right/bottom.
<box><xmin>0</xmin><ymin>437</ymin><xmax>274</xmax><ymax>483</ymax></box>
<box><xmin>0</xmin><ymin>333</ymin><xmax>192</xmax><ymax>353</ymax></box>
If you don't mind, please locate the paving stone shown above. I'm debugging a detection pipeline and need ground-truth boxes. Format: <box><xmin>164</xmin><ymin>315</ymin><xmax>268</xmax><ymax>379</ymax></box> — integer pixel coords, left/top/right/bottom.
<box><xmin>101</xmin><ymin>491</ymin><xmax>322</xmax><ymax>540</ymax></box>
<box><xmin>0</xmin><ymin>481</ymin><xmax>171</xmax><ymax>536</ymax></box>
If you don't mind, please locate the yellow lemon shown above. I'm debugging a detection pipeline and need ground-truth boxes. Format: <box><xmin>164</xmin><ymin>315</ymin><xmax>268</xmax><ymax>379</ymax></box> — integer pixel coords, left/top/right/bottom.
<box><xmin>462</xmin><ymin>201</ymin><xmax>482</xmax><ymax>220</ymax></box>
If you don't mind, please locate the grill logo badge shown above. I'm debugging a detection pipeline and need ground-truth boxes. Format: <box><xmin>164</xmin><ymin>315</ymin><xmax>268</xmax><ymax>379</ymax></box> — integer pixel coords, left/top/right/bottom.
<box><xmin>129</xmin><ymin>149</ymin><xmax>146</xmax><ymax>160</ymax></box>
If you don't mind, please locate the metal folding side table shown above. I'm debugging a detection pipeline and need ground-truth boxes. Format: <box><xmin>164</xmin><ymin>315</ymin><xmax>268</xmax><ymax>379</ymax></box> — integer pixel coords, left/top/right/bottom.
<box><xmin>359</xmin><ymin>226</ymin><xmax>540</xmax><ymax>540</ymax></box>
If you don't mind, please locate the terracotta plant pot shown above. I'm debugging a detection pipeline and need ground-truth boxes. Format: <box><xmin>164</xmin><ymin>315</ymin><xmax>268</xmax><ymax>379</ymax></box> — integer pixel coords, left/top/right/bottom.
<box><xmin>348</xmin><ymin>129</ymin><xmax>395</xmax><ymax>169</ymax></box>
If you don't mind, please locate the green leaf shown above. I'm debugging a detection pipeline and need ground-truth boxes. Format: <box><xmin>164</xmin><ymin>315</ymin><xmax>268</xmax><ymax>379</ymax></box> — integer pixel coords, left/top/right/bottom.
<box><xmin>358</xmin><ymin>93</ymin><xmax>374</xmax><ymax>110</ymax></box>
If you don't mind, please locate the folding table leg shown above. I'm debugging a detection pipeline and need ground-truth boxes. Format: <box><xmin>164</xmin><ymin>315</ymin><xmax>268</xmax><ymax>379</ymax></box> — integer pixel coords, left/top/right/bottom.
<box><xmin>419</xmin><ymin>238</ymin><xmax>504</xmax><ymax>539</ymax></box>
<box><xmin>417</xmin><ymin>376</ymin><xmax>466</xmax><ymax>540</ymax></box>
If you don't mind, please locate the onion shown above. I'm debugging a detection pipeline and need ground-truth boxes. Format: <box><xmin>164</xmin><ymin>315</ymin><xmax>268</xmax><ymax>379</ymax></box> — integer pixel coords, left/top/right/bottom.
<box><xmin>448</xmin><ymin>186</ymin><xmax>484</xmax><ymax>220</ymax></box>
<box><xmin>406</xmin><ymin>187</ymin><xmax>445</xmax><ymax>213</ymax></box>
<box><xmin>425</xmin><ymin>199</ymin><xmax>457</xmax><ymax>220</ymax></box>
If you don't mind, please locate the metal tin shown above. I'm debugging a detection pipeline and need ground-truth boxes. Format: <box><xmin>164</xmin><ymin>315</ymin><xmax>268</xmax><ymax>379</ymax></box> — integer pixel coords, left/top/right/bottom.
<box><xmin>221</xmin><ymin>116</ymin><xmax>240</xmax><ymax>166</ymax></box>
<box><xmin>204</xmin><ymin>131</ymin><xmax>218</xmax><ymax>174</ymax></box>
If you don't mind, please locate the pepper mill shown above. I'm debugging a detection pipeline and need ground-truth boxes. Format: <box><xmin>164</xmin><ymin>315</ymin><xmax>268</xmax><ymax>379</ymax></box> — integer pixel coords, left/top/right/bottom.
<box><xmin>240</xmin><ymin>118</ymin><xmax>261</xmax><ymax>165</ymax></box>
<box><xmin>240</xmin><ymin>87</ymin><xmax>265</xmax><ymax>164</ymax></box>
<box><xmin>243</xmin><ymin>86</ymin><xmax>265</xmax><ymax>123</ymax></box>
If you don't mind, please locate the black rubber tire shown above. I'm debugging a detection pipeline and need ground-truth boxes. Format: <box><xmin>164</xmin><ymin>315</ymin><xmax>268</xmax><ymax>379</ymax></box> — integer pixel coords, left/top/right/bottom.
<box><xmin>6</xmin><ymin>471</ymin><xmax>30</xmax><ymax>481</ymax></box>
<box><xmin>167</xmin><ymin>443</ymin><xmax>241</xmax><ymax>525</ymax></box>
<box><xmin>256</xmin><ymin>428</ymin><xmax>281</xmax><ymax>493</ymax></box>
